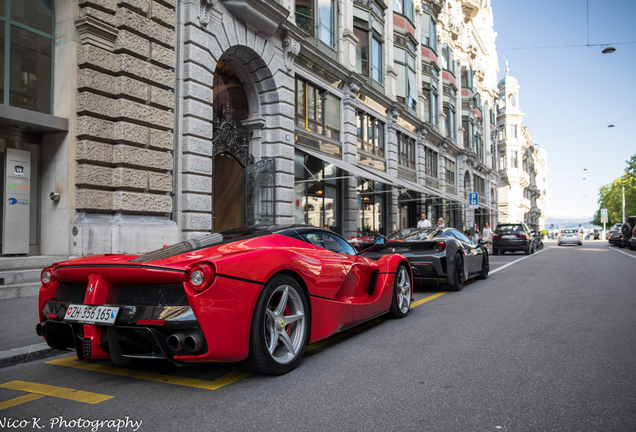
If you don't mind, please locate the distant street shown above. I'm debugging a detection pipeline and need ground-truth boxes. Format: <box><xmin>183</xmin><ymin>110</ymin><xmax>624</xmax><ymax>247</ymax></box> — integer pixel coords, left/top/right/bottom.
<box><xmin>1</xmin><ymin>239</ymin><xmax>635</xmax><ymax>431</ymax></box>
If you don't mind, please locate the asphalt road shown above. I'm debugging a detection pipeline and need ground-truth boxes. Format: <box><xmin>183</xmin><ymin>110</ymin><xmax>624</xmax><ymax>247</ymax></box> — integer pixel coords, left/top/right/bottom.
<box><xmin>1</xmin><ymin>240</ymin><xmax>635</xmax><ymax>431</ymax></box>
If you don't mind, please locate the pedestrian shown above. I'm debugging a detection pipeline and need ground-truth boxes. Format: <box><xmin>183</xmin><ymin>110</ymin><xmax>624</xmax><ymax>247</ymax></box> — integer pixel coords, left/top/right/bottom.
<box><xmin>578</xmin><ymin>224</ymin><xmax>584</xmax><ymax>238</ymax></box>
<box><xmin>437</xmin><ymin>217</ymin><xmax>445</xmax><ymax>227</ymax></box>
<box><xmin>472</xmin><ymin>225</ymin><xmax>480</xmax><ymax>244</ymax></box>
<box><xmin>417</xmin><ymin>213</ymin><xmax>431</xmax><ymax>228</ymax></box>
<box><xmin>482</xmin><ymin>222</ymin><xmax>493</xmax><ymax>249</ymax></box>
<box><xmin>588</xmin><ymin>226</ymin><xmax>594</xmax><ymax>240</ymax></box>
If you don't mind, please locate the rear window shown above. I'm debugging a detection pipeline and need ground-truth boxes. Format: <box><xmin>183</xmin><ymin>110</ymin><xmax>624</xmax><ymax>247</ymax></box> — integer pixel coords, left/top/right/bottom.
<box><xmin>561</xmin><ymin>229</ymin><xmax>577</xmax><ymax>234</ymax></box>
<box><xmin>495</xmin><ymin>224</ymin><xmax>523</xmax><ymax>233</ymax></box>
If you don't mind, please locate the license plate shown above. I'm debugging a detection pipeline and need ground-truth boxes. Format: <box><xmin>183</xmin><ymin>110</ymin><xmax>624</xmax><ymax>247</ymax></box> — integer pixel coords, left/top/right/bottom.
<box><xmin>503</xmin><ymin>235</ymin><xmax>516</xmax><ymax>239</ymax></box>
<box><xmin>64</xmin><ymin>304</ymin><xmax>119</xmax><ymax>325</ymax></box>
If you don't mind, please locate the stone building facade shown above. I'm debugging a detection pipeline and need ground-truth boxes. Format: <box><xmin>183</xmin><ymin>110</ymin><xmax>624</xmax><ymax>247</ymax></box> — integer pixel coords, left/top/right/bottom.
<box><xmin>0</xmin><ymin>0</ymin><xmax>510</xmax><ymax>267</ymax></box>
<box><xmin>496</xmin><ymin>66</ymin><xmax>548</xmax><ymax>231</ymax></box>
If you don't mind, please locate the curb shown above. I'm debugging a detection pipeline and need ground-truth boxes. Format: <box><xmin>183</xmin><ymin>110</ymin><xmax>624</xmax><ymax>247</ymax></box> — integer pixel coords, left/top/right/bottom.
<box><xmin>0</xmin><ymin>343</ymin><xmax>64</xmax><ymax>369</ymax></box>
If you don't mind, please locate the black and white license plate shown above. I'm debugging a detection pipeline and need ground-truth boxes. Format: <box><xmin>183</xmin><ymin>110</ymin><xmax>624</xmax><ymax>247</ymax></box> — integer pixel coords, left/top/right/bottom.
<box><xmin>64</xmin><ymin>304</ymin><xmax>119</xmax><ymax>325</ymax></box>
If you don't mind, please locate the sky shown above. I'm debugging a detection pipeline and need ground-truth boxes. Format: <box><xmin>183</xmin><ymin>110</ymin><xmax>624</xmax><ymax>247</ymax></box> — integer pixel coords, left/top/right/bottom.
<box><xmin>491</xmin><ymin>0</ymin><xmax>636</xmax><ymax>222</ymax></box>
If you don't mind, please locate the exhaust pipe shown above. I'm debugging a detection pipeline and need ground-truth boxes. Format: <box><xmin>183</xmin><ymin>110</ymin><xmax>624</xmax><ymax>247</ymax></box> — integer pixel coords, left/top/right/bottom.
<box><xmin>184</xmin><ymin>333</ymin><xmax>205</xmax><ymax>353</ymax></box>
<box><xmin>167</xmin><ymin>333</ymin><xmax>187</xmax><ymax>352</ymax></box>
<box><xmin>36</xmin><ymin>323</ymin><xmax>45</xmax><ymax>337</ymax></box>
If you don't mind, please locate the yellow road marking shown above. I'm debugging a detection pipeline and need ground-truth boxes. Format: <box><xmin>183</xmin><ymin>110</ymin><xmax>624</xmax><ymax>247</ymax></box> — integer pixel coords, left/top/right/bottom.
<box><xmin>411</xmin><ymin>291</ymin><xmax>448</xmax><ymax>308</ymax></box>
<box><xmin>0</xmin><ymin>393</ymin><xmax>45</xmax><ymax>411</ymax></box>
<box><xmin>0</xmin><ymin>381</ymin><xmax>112</xmax><ymax>404</ymax></box>
<box><xmin>46</xmin><ymin>357</ymin><xmax>250</xmax><ymax>390</ymax></box>
<box><xmin>44</xmin><ymin>292</ymin><xmax>448</xmax><ymax>390</ymax></box>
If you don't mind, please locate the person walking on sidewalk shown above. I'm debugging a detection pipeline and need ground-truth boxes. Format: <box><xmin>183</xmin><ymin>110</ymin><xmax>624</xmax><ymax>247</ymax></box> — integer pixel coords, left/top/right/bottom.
<box><xmin>417</xmin><ymin>214</ymin><xmax>432</xmax><ymax>228</ymax></box>
<box><xmin>482</xmin><ymin>222</ymin><xmax>493</xmax><ymax>250</ymax></box>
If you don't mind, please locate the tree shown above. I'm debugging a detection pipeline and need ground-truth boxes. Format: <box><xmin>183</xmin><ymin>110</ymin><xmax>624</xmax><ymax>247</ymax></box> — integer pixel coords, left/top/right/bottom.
<box><xmin>592</xmin><ymin>154</ymin><xmax>636</xmax><ymax>226</ymax></box>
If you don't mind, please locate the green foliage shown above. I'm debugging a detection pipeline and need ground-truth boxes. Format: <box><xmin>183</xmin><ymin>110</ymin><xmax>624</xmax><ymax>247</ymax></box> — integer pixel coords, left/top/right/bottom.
<box><xmin>592</xmin><ymin>154</ymin><xmax>636</xmax><ymax>226</ymax></box>
<box><xmin>540</xmin><ymin>229</ymin><xmax>549</xmax><ymax>237</ymax></box>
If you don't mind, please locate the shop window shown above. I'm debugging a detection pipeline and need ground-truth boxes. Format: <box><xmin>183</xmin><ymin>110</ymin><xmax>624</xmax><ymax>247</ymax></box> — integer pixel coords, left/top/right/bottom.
<box><xmin>0</xmin><ymin>0</ymin><xmax>54</xmax><ymax>114</ymax></box>
<box><xmin>357</xmin><ymin>180</ymin><xmax>386</xmax><ymax>236</ymax></box>
<box><xmin>295</xmin><ymin>77</ymin><xmax>340</xmax><ymax>140</ymax></box>
<box><xmin>294</xmin><ymin>152</ymin><xmax>341</xmax><ymax>232</ymax></box>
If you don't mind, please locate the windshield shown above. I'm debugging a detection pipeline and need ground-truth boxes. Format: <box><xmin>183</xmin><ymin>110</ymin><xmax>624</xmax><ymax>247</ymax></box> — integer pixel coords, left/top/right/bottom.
<box><xmin>495</xmin><ymin>224</ymin><xmax>523</xmax><ymax>233</ymax></box>
<box><xmin>402</xmin><ymin>228</ymin><xmax>444</xmax><ymax>241</ymax></box>
<box><xmin>388</xmin><ymin>228</ymin><xmax>421</xmax><ymax>240</ymax></box>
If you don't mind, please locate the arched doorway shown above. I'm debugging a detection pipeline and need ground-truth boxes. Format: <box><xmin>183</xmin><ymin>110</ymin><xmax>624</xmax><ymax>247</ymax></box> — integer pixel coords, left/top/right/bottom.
<box><xmin>212</xmin><ymin>61</ymin><xmax>250</xmax><ymax>232</ymax></box>
<box><xmin>211</xmin><ymin>60</ymin><xmax>276</xmax><ymax>231</ymax></box>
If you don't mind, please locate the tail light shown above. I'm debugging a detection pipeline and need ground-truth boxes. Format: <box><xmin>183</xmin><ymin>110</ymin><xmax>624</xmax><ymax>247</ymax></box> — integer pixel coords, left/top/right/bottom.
<box><xmin>493</xmin><ymin>234</ymin><xmax>501</xmax><ymax>239</ymax></box>
<box><xmin>41</xmin><ymin>268</ymin><xmax>56</xmax><ymax>287</ymax></box>
<box><xmin>434</xmin><ymin>242</ymin><xmax>446</xmax><ymax>253</ymax></box>
<box><xmin>516</xmin><ymin>233</ymin><xmax>527</xmax><ymax>239</ymax></box>
<box><xmin>633</xmin><ymin>228</ymin><xmax>636</xmax><ymax>235</ymax></box>
<box><xmin>187</xmin><ymin>263</ymin><xmax>216</xmax><ymax>292</ymax></box>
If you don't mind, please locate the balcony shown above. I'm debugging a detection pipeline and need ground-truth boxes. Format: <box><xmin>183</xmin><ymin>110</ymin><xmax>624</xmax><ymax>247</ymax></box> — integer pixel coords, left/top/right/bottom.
<box><xmin>520</xmin><ymin>171</ymin><xmax>530</xmax><ymax>188</ymax></box>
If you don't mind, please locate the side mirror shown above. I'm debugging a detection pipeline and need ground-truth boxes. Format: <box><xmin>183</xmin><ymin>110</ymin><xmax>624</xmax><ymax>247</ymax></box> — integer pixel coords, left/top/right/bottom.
<box><xmin>374</xmin><ymin>235</ymin><xmax>388</xmax><ymax>248</ymax></box>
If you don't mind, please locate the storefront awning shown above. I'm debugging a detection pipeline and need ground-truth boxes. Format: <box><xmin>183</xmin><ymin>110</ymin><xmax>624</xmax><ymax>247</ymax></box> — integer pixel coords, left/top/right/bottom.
<box><xmin>0</xmin><ymin>105</ymin><xmax>69</xmax><ymax>135</ymax></box>
<box><xmin>298</xmin><ymin>147</ymin><xmax>396</xmax><ymax>186</ymax></box>
<box><xmin>356</xmin><ymin>165</ymin><xmax>430</xmax><ymax>195</ymax></box>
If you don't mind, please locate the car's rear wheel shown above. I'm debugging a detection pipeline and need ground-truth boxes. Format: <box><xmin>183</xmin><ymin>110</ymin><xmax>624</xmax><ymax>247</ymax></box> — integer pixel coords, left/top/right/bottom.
<box><xmin>388</xmin><ymin>264</ymin><xmax>411</xmax><ymax>318</ymax></box>
<box><xmin>242</xmin><ymin>275</ymin><xmax>309</xmax><ymax>375</ymax></box>
<box><xmin>477</xmin><ymin>252</ymin><xmax>489</xmax><ymax>280</ymax></box>
<box><xmin>445</xmin><ymin>253</ymin><xmax>464</xmax><ymax>291</ymax></box>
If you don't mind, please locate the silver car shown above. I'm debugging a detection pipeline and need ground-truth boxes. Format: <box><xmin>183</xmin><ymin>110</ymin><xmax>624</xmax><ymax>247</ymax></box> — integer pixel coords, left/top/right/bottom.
<box><xmin>558</xmin><ymin>228</ymin><xmax>582</xmax><ymax>246</ymax></box>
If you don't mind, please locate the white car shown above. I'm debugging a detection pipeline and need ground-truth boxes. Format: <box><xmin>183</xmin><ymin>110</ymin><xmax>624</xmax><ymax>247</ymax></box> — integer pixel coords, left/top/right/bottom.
<box><xmin>558</xmin><ymin>228</ymin><xmax>582</xmax><ymax>246</ymax></box>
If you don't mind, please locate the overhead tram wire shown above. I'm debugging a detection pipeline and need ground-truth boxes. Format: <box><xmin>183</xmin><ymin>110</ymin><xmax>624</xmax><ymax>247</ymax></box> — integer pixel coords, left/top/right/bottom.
<box><xmin>539</xmin><ymin>114</ymin><xmax>636</xmax><ymax>142</ymax></box>
<box><xmin>497</xmin><ymin>41</ymin><xmax>636</xmax><ymax>51</ymax></box>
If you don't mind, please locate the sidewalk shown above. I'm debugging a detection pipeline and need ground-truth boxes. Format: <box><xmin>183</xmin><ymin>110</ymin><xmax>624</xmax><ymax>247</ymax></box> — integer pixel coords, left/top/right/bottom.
<box><xmin>0</xmin><ymin>295</ymin><xmax>64</xmax><ymax>368</ymax></box>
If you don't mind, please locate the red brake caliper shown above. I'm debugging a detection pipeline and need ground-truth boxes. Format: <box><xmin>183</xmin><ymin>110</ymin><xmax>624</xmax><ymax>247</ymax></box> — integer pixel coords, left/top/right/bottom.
<box><xmin>284</xmin><ymin>305</ymin><xmax>291</xmax><ymax>336</ymax></box>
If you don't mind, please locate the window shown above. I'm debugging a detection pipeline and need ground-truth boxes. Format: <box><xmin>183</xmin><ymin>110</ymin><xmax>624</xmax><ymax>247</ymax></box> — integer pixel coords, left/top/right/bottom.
<box><xmin>295</xmin><ymin>78</ymin><xmax>340</xmax><ymax>140</ymax></box>
<box><xmin>394</xmin><ymin>39</ymin><xmax>416</xmax><ymax>109</ymax></box>
<box><xmin>511</xmin><ymin>150</ymin><xmax>518</xmax><ymax>168</ymax></box>
<box><xmin>357</xmin><ymin>111</ymin><xmax>385</xmax><ymax>157</ymax></box>
<box><xmin>445</xmin><ymin>158</ymin><xmax>455</xmax><ymax>186</ymax></box>
<box><xmin>441</xmin><ymin>43</ymin><xmax>454</xmax><ymax>75</ymax></box>
<box><xmin>296</xmin><ymin>0</ymin><xmax>336</xmax><ymax>48</ymax></box>
<box><xmin>301</xmin><ymin>231</ymin><xmax>356</xmax><ymax>255</ymax></box>
<box><xmin>499</xmin><ymin>149</ymin><xmax>507</xmax><ymax>170</ymax></box>
<box><xmin>354</xmin><ymin>27</ymin><xmax>369</xmax><ymax>77</ymax></box>
<box><xmin>510</xmin><ymin>124</ymin><xmax>517</xmax><ymax>138</ymax></box>
<box><xmin>397</xmin><ymin>132</ymin><xmax>415</xmax><ymax>169</ymax></box>
<box><xmin>424</xmin><ymin>88</ymin><xmax>438</xmax><ymax>125</ymax></box>
<box><xmin>357</xmin><ymin>180</ymin><xmax>386</xmax><ymax>235</ymax></box>
<box><xmin>371</xmin><ymin>35</ymin><xmax>382</xmax><ymax>83</ymax></box>
<box><xmin>497</xmin><ymin>125</ymin><xmax>506</xmax><ymax>141</ymax></box>
<box><xmin>355</xmin><ymin>15</ymin><xmax>383</xmax><ymax>85</ymax></box>
<box><xmin>444</xmin><ymin>106</ymin><xmax>455</xmax><ymax>139</ymax></box>
<box><xmin>461</xmin><ymin>66</ymin><xmax>473</xmax><ymax>90</ymax></box>
<box><xmin>462</xmin><ymin>119</ymin><xmax>474</xmax><ymax>149</ymax></box>
<box><xmin>294</xmin><ymin>152</ymin><xmax>341</xmax><ymax>232</ymax></box>
<box><xmin>420</xmin><ymin>13</ymin><xmax>437</xmax><ymax>51</ymax></box>
<box><xmin>393</xmin><ymin>0</ymin><xmax>414</xmax><ymax>22</ymax></box>
<box><xmin>425</xmin><ymin>147</ymin><xmax>438</xmax><ymax>178</ymax></box>
<box><xmin>0</xmin><ymin>0</ymin><xmax>54</xmax><ymax>114</ymax></box>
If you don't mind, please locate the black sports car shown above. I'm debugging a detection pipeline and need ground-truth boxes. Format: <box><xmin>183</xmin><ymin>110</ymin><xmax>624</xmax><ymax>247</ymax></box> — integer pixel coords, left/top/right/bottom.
<box><xmin>362</xmin><ymin>228</ymin><xmax>489</xmax><ymax>291</ymax></box>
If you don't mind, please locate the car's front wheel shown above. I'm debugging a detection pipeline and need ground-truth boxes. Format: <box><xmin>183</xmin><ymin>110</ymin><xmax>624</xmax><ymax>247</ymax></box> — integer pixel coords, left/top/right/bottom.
<box><xmin>242</xmin><ymin>275</ymin><xmax>309</xmax><ymax>375</ymax></box>
<box><xmin>388</xmin><ymin>264</ymin><xmax>411</xmax><ymax>318</ymax></box>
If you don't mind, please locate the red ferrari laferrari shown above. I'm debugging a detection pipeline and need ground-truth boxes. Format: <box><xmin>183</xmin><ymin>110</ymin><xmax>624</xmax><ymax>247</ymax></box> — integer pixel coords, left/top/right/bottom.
<box><xmin>37</xmin><ymin>226</ymin><xmax>412</xmax><ymax>374</ymax></box>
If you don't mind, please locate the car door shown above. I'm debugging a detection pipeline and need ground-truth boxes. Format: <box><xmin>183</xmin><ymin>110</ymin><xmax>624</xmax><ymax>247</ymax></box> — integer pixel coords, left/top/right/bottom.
<box><xmin>300</xmin><ymin>231</ymin><xmax>382</xmax><ymax>322</ymax></box>
<box><xmin>450</xmin><ymin>229</ymin><xmax>481</xmax><ymax>274</ymax></box>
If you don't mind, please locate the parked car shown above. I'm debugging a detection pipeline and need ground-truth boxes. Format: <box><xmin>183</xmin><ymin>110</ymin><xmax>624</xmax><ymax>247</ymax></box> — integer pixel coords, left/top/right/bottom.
<box><xmin>558</xmin><ymin>228</ymin><xmax>582</xmax><ymax>246</ymax></box>
<box><xmin>36</xmin><ymin>226</ymin><xmax>412</xmax><ymax>375</ymax></box>
<box><xmin>492</xmin><ymin>223</ymin><xmax>535</xmax><ymax>255</ymax></box>
<box><xmin>361</xmin><ymin>227</ymin><xmax>489</xmax><ymax>292</ymax></box>
<box><xmin>608</xmin><ymin>222</ymin><xmax>626</xmax><ymax>248</ymax></box>
<box><xmin>622</xmin><ymin>216</ymin><xmax>636</xmax><ymax>250</ymax></box>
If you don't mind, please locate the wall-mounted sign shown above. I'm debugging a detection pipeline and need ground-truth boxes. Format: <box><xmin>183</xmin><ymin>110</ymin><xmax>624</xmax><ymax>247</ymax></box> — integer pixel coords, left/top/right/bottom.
<box><xmin>3</xmin><ymin>148</ymin><xmax>31</xmax><ymax>254</ymax></box>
